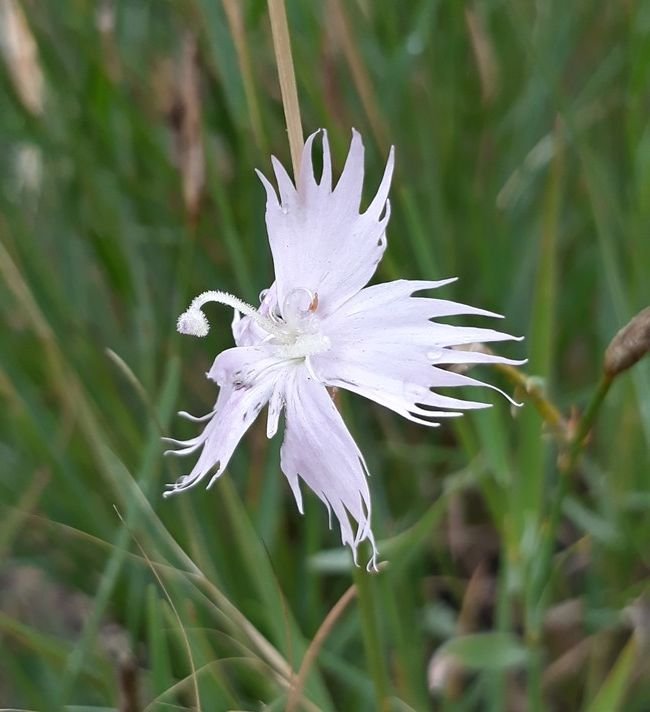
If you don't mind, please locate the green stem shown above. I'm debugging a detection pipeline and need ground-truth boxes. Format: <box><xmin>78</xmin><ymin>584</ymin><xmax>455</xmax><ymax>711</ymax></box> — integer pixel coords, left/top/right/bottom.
<box><xmin>562</xmin><ymin>373</ymin><xmax>613</xmax><ymax>474</ymax></box>
<box><xmin>552</xmin><ymin>372</ymin><xmax>611</xmax><ymax>540</ymax></box>
<box><xmin>525</xmin><ymin>372</ymin><xmax>613</xmax><ymax>707</ymax></box>
<box><xmin>352</xmin><ymin>561</ymin><xmax>389</xmax><ymax>711</ymax></box>
<box><xmin>531</xmin><ymin>372</ymin><xmax>614</xmax><ymax>620</ymax></box>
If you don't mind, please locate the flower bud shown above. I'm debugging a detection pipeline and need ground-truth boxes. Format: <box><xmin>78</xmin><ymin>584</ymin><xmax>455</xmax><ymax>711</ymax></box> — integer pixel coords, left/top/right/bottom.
<box><xmin>604</xmin><ymin>307</ymin><xmax>650</xmax><ymax>377</ymax></box>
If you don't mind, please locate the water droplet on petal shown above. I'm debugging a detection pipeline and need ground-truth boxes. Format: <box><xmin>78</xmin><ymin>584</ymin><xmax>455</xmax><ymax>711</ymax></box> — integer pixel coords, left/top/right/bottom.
<box><xmin>283</xmin><ymin>287</ymin><xmax>316</xmax><ymax>328</ymax></box>
<box><xmin>427</xmin><ymin>347</ymin><xmax>443</xmax><ymax>362</ymax></box>
<box><xmin>258</xmin><ymin>288</ymin><xmax>269</xmax><ymax>304</ymax></box>
<box><xmin>281</xmin><ymin>205</ymin><xmax>289</xmax><ymax>215</ymax></box>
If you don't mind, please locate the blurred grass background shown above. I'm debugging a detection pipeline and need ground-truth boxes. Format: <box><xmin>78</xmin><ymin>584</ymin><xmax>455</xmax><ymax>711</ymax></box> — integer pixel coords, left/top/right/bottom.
<box><xmin>1</xmin><ymin>0</ymin><xmax>649</xmax><ymax>710</ymax></box>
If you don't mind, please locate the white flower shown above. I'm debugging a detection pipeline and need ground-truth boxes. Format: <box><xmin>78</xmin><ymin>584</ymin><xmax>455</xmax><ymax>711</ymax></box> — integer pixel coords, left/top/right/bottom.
<box><xmin>165</xmin><ymin>129</ymin><xmax>522</xmax><ymax>569</ymax></box>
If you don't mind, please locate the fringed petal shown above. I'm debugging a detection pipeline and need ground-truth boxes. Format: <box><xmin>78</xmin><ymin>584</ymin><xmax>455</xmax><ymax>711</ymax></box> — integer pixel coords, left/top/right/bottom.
<box><xmin>280</xmin><ymin>367</ymin><xmax>378</xmax><ymax>569</ymax></box>
<box><xmin>316</xmin><ymin>279</ymin><xmax>523</xmax><ymax>421</ymax></box>
<box><xmin>258</xmin><ymin>129</ymin><xmax>394</xmax><ymax>317</ymax></box>
<box><xmin>164</xmin><ymin>346</ymin><xmax>280</xmax><ymax>496</ymax></box>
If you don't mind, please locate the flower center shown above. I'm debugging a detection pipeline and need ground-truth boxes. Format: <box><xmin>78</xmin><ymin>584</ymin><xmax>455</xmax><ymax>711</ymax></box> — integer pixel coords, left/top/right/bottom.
<box><xmin>177</xmin><ymin>287</ymin><xmax>331</xmax><ymax>361</ymax></box>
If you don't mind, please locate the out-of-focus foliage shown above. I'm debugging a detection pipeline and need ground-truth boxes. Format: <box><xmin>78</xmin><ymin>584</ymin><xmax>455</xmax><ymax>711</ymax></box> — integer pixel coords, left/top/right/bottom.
<box><xmin>1</xmin><ymin>1</ymin><xmax>648</xmax><ymax>709</ymax></box>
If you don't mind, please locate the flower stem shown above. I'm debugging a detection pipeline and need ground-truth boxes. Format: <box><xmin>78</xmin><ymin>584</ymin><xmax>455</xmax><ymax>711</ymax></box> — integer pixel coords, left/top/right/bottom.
<box><xmin>267</xmin><ymin>0</ymin><xmax>303</xmax><ymax>179</ymax></box>
<box><xmin>521</xmin><ymin>371</ymin><xmax>613</xmax><ymax>709</ymax></box>
<box><xmin>352</xmin><ymin>561</ymin><xmax>389</xmax><ymax>711</ymax></box>
<box><xmin>561</xmin><ymin>372</ymin><xmax>613</xmax><ymax>474</ymax></box>
<box><xmin>287</xmin><ymin>583</ymin><xmax>357</xmax><ymax>712</ymax></box>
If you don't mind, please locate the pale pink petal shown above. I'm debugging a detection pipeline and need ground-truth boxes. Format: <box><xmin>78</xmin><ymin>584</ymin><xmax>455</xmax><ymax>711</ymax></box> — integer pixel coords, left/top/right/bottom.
<box><xmin>314</xmin><ymin>281</ymin><xmax>523</xmax><ymax>422</ymax></box>
<box><xmin>280</xmin><ymin>367</ymin><xmax>378</xmax><ymax>569</ymax></box>
<box><xmin>257</xmin><ymin>129</ymin><xmax>394</xmax><ymax>317</ymax></box>
<box><xmin>270</xmin><ymin>155</ymin><xmax>296</xmax><ymax>208</ymax></box>
<box><xmin>296</xmin><ymin>131</ymin><xmax>322</xmax><ymax>203</ymax></box>
<box><xmin>319</xmin><ymin>129</ymin><xmax>332</xmax><ymax>192</ymax></box>
<box><xmin>332</xmin><ymin>279</ymin><xmax>483</xmax><ymax>316</ymax></box>
<box><xmin>207</xmin><ymin>344</ymin><xmax>284</xmax><ymax>386</ymax></box>
<box><xmin>164</xmin><ymin>346</ymin><xmax>280</xmax><ymax>495</ymax></box>
<box><xmin>314</xmin><ymin>353</ymin><xmax>487</xmax><ymax>424</ymax></box>
<box><xmin>266</xmin><ymin>378</ymin><xmax>285</xmax><ymax>438</ymax></box>
<box><xmin>331</xmin><ymin>128</ymin><xmax>364</xmax><ymax>214</ymax></box>
<box><xmin>231</xmin><ymin>284</ymin><xmax>279</xmax><ymax>347</ymax></box>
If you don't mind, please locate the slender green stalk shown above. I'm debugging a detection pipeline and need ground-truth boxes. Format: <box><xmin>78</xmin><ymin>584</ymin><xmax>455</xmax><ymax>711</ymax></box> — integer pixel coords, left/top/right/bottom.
<box><xmin>352</xmin><ymin>562</ymin><xmax>389</xmax><ymax>711</ymax></box>
<box><xmin>520</xmin><ymin>123</ymin><xmax>563</xmax><ymax>712</ymax></box>
<box><xmin>561</xmin><ymin>373</ymin><xmax>613</xmax><ymax>474</ymax></box>
<box><xmin>530</xmin><ymin>372</ymin><xmax>614</xmax><ymax>626</ymax></box>
<box><xmin>267</xmin><ymin>0</ymin><xmax>303</xmax><ymax>178</ymax></box>
<box><xmin>519</xmin><ymin>346</ymin><xmax>613</xmax><ymax>712</ymax></box>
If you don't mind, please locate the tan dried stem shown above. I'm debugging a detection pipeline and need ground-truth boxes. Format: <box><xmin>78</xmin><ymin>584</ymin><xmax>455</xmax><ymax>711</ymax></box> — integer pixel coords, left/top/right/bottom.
<box><xmin>470</xmin><ymin>344</ymin><xmax>567</xmax><ymax>440</ymax></box>
<box><xmin>498</xmin><ymin>362</ymin><xmax>567</xmax><ymax>438</ymax></box>
<box><xmin>286</xmin><ymin>583</ymin><xmax>357</xmax><ymax>712</ymax></box>
<box><xmin>267</xmin><ymin>0</ymin><xmax>304</xmax><ymax>179</ymax></box>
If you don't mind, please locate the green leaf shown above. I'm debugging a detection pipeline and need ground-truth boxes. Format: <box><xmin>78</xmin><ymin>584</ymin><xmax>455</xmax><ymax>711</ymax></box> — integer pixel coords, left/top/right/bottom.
<box><xmin>584</xmin><ymin>639</ymin><xmax>636</xmax><ymax>712</ymax></box>
<box><xmin>438</xmin><ymin>633</ymin><xmax>528</xmax><ymax>672</ymax></box>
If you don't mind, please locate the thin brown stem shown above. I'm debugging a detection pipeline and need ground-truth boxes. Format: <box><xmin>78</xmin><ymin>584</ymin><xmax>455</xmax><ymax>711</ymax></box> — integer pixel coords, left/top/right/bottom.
<box><xmin>267</xmin><ymin>0</ymin><xmax>303</xmax><ymax>178</ymax></box>
<box><xmin>286</xmin><ymin>584</ymin><xmax>357</xmax><ymax>712</ymax></box>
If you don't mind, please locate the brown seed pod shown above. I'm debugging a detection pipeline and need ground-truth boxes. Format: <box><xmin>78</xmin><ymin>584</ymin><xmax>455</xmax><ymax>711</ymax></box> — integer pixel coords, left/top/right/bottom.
<box><xmin>604</xmin><ymin>307</ymin><xmax>650</xmax><ymax>377</ymax></box>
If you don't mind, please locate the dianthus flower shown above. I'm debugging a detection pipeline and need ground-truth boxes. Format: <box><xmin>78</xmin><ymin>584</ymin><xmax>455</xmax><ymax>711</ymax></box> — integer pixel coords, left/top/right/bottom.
<box><xmin>165</xmin><ymin>129</ymin><xmax>521</xmax><ymax>569</ymax></box>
